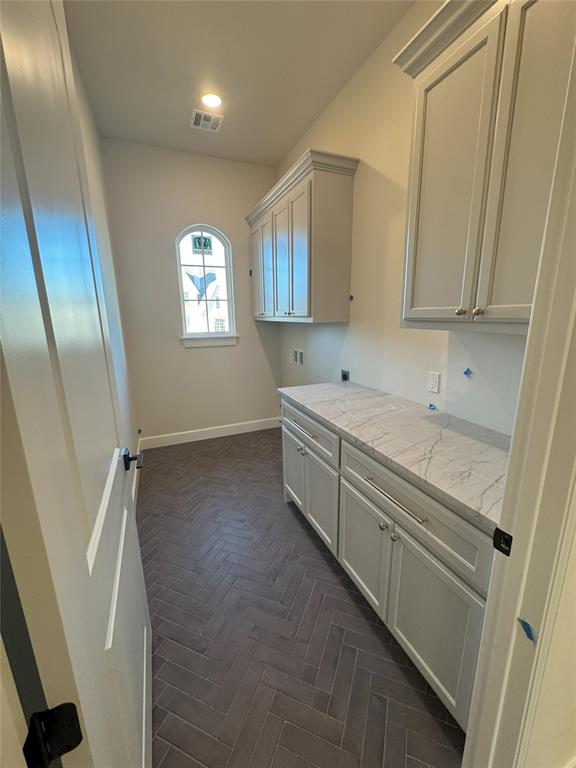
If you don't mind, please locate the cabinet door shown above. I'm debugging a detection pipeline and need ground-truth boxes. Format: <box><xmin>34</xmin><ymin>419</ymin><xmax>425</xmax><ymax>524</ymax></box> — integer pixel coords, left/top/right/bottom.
<box><xmin>289</xmin><ymin>179</ymin><xmax>310</xmax><ymax>317</ymax></box>
<box><xmin>339</xmin><ymin>479</ymin><xmax>392</xmax><ymax>618</ymax></box>
<box><xmin>250</xmin><ymin>226</ymin><xmax>263</xmax><ymax>317</ymax></box>
<box><xmin>282</xmin><ymin>426</ymin><xmax>305</xmax><ymax>510</ymax></box>
<box><xmin>274</xmin><ymin>201</ymin><xmax>290</xmax><ymax>317</ymax></box>
<box><xmin>403</xmin><ymin>10</ymin><xmax>505</xmax><ymax>321</ymax></box>
<box><xmin>387</xmin><ymin>526</ymin><xmax>485</xmax><ymax>730</ymax></box>
<box><xmin>304</xmin><ymin>447</ymin><xmax>339</xmax><ymax>556</ymax></box>
<box><xmin>475</xmin><ymin>0</ymin><xmax>576</xmax><ymax>322</ymax></box>
<box><xmin>261</xmin><ymin>214</ymin><xmax>275</xmax><ymax>317</ymax></box>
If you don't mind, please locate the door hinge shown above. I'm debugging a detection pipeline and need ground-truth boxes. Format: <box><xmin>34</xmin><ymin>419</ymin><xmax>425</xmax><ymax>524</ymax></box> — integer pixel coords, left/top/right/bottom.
<box><xmin>24</xmin><ymin>702</ymin><xmax>82</xmax><ymax>767</ymax></box>
<box><xmin>493</xmin><ymin>526</ymin><xmax>513</xmax><ymax>556</ymax></box>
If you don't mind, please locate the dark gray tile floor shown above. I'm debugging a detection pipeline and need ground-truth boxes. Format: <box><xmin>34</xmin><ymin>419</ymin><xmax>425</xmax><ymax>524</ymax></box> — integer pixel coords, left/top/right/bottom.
<box><xmin>136</xmin><ymin>429</ymin><xmax>465</xmax><ymax>768</ymax></box>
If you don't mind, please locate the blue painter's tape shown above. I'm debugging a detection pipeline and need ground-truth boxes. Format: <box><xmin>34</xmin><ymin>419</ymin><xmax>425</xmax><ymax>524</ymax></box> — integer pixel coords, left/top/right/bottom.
<box><xmin>518</xmin><ymin>618</ymin><xmax>537</xmax><ymax>644</ymax></box>
<box><xmin>428</xmin><ymin>403</ymin><xmax>437</xmax><ymax>411</ymax></box>
<box><xmin>463</xmin><ymin>368</ymin><xmax>473</xmax><ymax>378</ymax></box>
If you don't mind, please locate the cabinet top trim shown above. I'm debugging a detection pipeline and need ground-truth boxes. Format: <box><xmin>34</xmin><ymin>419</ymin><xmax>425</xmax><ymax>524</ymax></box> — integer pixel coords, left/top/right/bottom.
<box><xmin>393</xmin><ymin>0</ymin><xmax>498</xmax><ymax>78</ymax></box>
<box><xmin>245</xmin><ymin>148</ymin><xmax>359</xmax><ymax>226</ymax></box>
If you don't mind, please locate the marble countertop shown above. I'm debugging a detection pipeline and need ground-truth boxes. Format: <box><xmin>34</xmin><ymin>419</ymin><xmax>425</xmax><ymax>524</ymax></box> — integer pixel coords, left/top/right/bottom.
<box><xmin>278</xmin><ymin>382</ymin><xmax>510</xmax><ymax>534</ymax></box>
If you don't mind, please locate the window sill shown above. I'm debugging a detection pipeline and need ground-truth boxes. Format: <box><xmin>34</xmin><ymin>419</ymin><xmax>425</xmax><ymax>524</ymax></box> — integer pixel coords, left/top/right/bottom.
<box><xmin>180</xmin><ymin>335</ymin><xmax>239</xmax><ymax>348</ymax></box>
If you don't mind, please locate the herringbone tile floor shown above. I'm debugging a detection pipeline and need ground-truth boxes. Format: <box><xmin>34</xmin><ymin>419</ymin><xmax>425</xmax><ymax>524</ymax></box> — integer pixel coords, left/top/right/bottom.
<box><xmin>136</xmin><ymin>429</ymin><xmax>465</xmax><ymax>768</ymax></box>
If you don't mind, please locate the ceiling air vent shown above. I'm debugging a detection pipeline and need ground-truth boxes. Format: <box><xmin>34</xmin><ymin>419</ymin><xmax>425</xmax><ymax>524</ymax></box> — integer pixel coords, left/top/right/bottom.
<box><xmin>190</xmin><ymin>109</ymin><xmax>224</xmax><ymax>133</ymax></box>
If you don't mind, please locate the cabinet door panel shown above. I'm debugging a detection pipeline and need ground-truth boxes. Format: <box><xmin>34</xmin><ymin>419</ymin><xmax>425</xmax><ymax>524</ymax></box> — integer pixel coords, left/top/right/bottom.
<box><xmin>388</xmin><ymin>527</ymin><xmax>485</xmax><ymax>730</ymax></box>
<box><xmin>339</xmin><ymin>480</ymin><xmax>392</xmax><ymax>617</ymax></box>
<box><xmin>290</xmin><ymin>180</ymin><xmax>310</xmax><ymax>317</ymax></box>
<box><xmin>305</xmin><ymin>449</ymin><xmax>339</xmax><ymax>555</ymax></box>
<box><xmin>282</xmin><ymin>426</ymin><xmax>305</xmax><ymax>510</ymax></box>
<box><xmin>475</xmin><ymin>0</ymin><xmax>576</xmax><ymax>322</ymax></box>
<box><xmin>403</xmin><ymin>10</ymin><xmax>505</xmax><ymax>321</ymax></box>
<box><xmin>261</xmin><ymin>215</ymin><xmax>274</xmax><ymax>317</ymax></box>
<box><xmin>274</xmin><ymin>203</ymin><xmax>290</xmax><ymax>316</ymax></box>
<box><xmin>250</xmin><ymin>227</ymin><xmax>263</xmax><ymax>317</ymax></box>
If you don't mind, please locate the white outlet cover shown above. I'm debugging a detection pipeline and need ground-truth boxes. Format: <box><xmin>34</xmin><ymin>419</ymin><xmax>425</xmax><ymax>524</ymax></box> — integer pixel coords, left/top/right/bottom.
<box><xmin>428</xmin><ymin>371</ymin><xmax>440</xmax><ymax>394</ymax></box>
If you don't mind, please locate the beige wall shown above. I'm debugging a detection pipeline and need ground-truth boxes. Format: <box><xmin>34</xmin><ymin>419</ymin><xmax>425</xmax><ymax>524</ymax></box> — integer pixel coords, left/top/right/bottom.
<box><xmin>102</xmin><ymin>139</ymin><xmax>281</xmax><ymax>439</ymax></box>
<box><xmin>277</xmin><ymin>1</ymin><xmax>525</xmax><ymax>435</ymax></box>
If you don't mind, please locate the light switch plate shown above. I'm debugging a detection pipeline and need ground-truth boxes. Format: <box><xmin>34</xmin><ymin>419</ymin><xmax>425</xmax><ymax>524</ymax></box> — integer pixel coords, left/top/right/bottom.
<box><xmin>428</xmin><ymin>371</ymin><xmax>440</xmax><ymax>394</ymax></box>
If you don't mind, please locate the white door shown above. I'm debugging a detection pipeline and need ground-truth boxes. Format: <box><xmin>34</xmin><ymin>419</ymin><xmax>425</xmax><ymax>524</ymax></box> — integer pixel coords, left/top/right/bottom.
<box><xmin>338</xmin><ymin>480</ymin><xmax>392</xmax><ymax>618</ymax></box>
<box><xmin>403</xmin><ymin>9</ymin><xmax>506</xmax><ymax>321</ymax></box>
<box><xmin>250</xmin><ymin>226</ymin><xmax>263</xmax><ymax>317</ymax></box>
<box><xmin>261</xmin><ymin>214</ymin><xmax>275</xmax><ymax>317</ymax></box>
<box><xmin>282</xmin><ymin>427</ymin><xmax>305</xmax><ymax>509</ymax></box>
<box><xmin>289</xmin><ymin>179</ymin><xmax>310</xmax><ymax>317</ymax></box>
<box><xmin>1</xmin><ymin>3</ymin><xmax>151</xmax><ymax>767</ymax></box>
<box><xmin>474</xmin><ymin>0</ymin><xmax>576</xmax><ymax>323</ymax></box>
<box><xmin>274</xmin><ymin>200</ymin><xmax>291</xmax><ymax>317</ymax></box>
<box><xmin>387</xmin><ymin>525</ymin><xmax>485</xmax><ymax>731</ymax></box>
<box><xmin>304</xmin><ymin>447</ymin><xmax>339</xmax><ymax>555</ymax></box>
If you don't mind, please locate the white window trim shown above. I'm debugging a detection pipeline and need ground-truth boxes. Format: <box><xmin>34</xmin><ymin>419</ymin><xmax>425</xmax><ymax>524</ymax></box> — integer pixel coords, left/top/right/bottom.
<box><xmin>180</xmin><ymin>334</ymin><xmax>238</xmax><ymax>348</ymax></box>
<box><xmin>176</xmin><ymin>224</ymin><xmax>237</xmax><ymax>347</ymax></box>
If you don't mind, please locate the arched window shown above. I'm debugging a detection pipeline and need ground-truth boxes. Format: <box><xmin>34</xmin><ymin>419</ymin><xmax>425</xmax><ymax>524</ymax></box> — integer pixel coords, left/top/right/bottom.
<box><xmin>176</xmin><ymin>225</ymin><xmax>237</xmax><ymax>346</ymax></box>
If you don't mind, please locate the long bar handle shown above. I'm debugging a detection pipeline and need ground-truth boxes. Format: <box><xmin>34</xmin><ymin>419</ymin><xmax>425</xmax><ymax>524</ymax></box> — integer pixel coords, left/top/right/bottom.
<box><xmin>362</xmin><ymin>476</ymin><xmax>428</xmax><ymax>526</ymax></box>
<box><xmin>284</xmin><ymin>418</ymin><xmax>317</xmax><ymax>441</ymax></box>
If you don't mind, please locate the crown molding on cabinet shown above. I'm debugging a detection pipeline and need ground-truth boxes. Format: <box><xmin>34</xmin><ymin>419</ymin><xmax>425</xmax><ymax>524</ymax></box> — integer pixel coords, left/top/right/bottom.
<box><xmin>246</xmin><ymin>148</ymin><xmax>359</xmax><ymax>226</ymax></box>
<box><xmin>393</xmin><ymin>0</ymin><xmax>498</xmax><ymax>78</ymax></box>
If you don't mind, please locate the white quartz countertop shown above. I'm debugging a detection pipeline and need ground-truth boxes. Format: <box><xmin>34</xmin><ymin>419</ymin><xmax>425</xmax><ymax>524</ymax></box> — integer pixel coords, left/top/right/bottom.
<box><xmin>278</xmin><ymin>382</ymin><xmax>510</xmax><ymax>534</ymax></box>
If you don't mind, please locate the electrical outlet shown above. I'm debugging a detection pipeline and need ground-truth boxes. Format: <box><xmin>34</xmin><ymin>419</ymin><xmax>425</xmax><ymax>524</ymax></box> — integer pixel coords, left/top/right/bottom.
<box><xmin>298</xmin><ymin>350</ymin><xmax>304</xmax><ymax>366</ymax></box>
<box><xmin>292</xmin><ymin>349</ymin><xmax>298</xmax><ymax>364</ymax></box>
<box><xmin>341</xmin><ymin>370</ymin><xmax>350</xmax><ymax>382</ymax></box>
<box><xmin>428</xmin><ymin>371</ymin><xmax>440</xmax><ymax>394</ymax></box>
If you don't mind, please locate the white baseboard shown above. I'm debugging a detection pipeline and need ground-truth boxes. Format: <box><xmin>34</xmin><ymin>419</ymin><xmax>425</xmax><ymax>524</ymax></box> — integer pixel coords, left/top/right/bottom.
<box><xmin>138</xmin><ymin>416</ymin><xmax>281</xmax><ymax>451</ymax></box>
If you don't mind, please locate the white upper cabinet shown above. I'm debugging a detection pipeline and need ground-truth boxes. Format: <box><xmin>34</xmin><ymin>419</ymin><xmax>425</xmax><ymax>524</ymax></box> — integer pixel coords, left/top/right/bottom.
<box><xmin>475</xmin><ymin>0</ymin><xmax>576</xmax><ymax>323</ymax></box>
<box><xmin>398</xmin><ymin>0</ymin><xmax>576</xmax><ymax>329</ymax></box>
<box><xmin>246</xmin><ymin>149</ymin><xmax>359</xmax><ymax>323</ymax></box>
<box><xmin>288</xmin><ymin>179</ymin><xmax>311</xmax><ymax>317</ymax></box>
<box><xmin>250</xmin><ymin>213</ymin><xmax>274</xmax><ymax>318</ymax></box>
<box><xmin>250</xmin><ymin>226</ymin><xmax>263</xmax><ymax>317</ymax></box>
<box><xmin>273</xmin><ymin>199</ymin><xmax>291</xmax><ymax>316</ymax></box>
<box><xmin>403</xmin><ymin>8</ymin><xmax>506</xmax><ymax>323</ymax></box>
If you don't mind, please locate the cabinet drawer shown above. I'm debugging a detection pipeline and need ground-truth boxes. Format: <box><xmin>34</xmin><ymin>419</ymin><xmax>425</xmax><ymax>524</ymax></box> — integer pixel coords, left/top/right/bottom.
<box><xmin>281</xmin><ymin>401</ymin><xmax>340</xmax><ymax>469</ymax></box>
<box><xmin>341</xmin><ymin>441</ymin><xmax>492</xmax><ymax>595</ymax></box>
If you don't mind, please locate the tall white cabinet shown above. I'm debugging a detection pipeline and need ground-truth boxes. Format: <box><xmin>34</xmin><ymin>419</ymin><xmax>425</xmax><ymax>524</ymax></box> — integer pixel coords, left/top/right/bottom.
<box><xmin>398</xmin><ymin>0</ymin><xmax>576</xmax><ymax>329</ymax></box>
<box><xmin>246</xmin><ymin>149</ymin><xmax>359</xmax><ymax>323</ymax></box>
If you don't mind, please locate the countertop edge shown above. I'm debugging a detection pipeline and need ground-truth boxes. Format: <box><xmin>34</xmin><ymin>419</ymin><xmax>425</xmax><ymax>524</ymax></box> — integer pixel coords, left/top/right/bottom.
<box><xmin>279</xmin><ymin>390</ymin><xmax>497</xmax><ymax>538</ymax></box>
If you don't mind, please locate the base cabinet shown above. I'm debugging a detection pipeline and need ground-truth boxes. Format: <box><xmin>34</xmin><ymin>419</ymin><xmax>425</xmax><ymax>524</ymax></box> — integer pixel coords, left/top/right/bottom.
<box><xmin>282</xmin><ymin>426</ymin><xmax>305</xmax><ymax>509</ymax></box>
<box><xmin>305</xmin><ymin>448</ymin><xmax>339</xmax><ymax>555</ymax></box>
<box><xmin>339</xmin><ymin>479</ymin><xmax>392</xmax><ymax>617</ymax></box>
<box><xmin>282</xmin><ymin>425</ymin><xmax>339</xmax><ymax>556</ymax></box>
<box><xmin>387</xmin><ymin>526</ymin><xmax>485</xmax><ymax>729</ymax></box>
<box><xmin>281</xmin><ymin>405</ymin><xmax>489</xmax><ymax>730</ymax></box>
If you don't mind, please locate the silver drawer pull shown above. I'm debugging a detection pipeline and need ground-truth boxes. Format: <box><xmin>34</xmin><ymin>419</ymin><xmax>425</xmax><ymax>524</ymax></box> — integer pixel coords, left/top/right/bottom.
<box><xmin>285</xmin><ymin>418</ymin><xmax>317</xmax><ymax>441</ymax></box>
<box><xmin>363</xmin><ymin>476</ymin><xmax>429</xmax><ymax>526</ymax></box>
<box><xmin>378</xmin><ymin>521</ymin><xmax>388</xmax><ymax>531</ymax></box>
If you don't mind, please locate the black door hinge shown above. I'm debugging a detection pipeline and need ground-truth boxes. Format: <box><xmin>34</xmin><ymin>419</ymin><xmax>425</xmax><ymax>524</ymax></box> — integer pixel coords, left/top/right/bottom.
<box><xmin>493</xmin><ymin>527</ymin><xmax>513</xmax><ymax>557</ymax></box>
<box><xmin>24</xmin><ymin>702</ymin><xmax>82</xmax><ymax>767</ymax></box>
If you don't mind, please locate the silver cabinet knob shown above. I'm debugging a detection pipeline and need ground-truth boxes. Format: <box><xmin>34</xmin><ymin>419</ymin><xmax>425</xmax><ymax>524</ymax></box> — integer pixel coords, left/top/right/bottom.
<box><xmin>472</xmin><ymin>306</ymin><xmax>484</xmax><ymax>317</ymax></box>
<box><xmin>455</xmin><ymin>307</ymin><xmax>466</xmax><ymax>316</ymax></box>
<box><xmin>390</xmin><ymin>533</ymin><xmax>399</xmax><ymax>542</ymax></box>
<box><xmin>378</xmin><ymin>521</ymin><xmax>387</xmax><ymax>531</ymax></box>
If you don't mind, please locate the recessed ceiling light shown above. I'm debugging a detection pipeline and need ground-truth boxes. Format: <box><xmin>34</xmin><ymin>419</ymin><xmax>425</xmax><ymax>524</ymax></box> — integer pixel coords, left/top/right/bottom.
<box><xmin>201</xmin><ymin>93</ymin><xmax>222</xmax><ymax>109</ymax></box>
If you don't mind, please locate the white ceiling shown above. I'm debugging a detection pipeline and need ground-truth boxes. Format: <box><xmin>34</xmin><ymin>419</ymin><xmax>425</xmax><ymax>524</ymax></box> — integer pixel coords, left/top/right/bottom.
<box><xmin>65</xmin><ymin>1</ymin><xmax>412</xmax><ymax>166</ymax></box>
